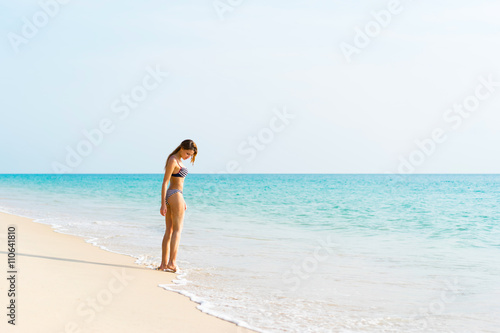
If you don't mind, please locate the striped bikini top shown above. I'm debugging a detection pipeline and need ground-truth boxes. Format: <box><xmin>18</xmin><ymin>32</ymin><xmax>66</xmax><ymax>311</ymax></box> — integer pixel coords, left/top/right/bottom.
<box><xmin>172</xmin><ymin>166</ymin><xmax>188</xmax><ymax>178</ymax></box>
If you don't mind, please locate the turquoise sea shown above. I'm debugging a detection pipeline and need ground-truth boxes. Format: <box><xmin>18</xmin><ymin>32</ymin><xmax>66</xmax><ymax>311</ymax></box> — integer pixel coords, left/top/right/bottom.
<box><xmin>0</xmin><ymin>174</ymin><xmax>499</xmax><ymax>332</ymax></box>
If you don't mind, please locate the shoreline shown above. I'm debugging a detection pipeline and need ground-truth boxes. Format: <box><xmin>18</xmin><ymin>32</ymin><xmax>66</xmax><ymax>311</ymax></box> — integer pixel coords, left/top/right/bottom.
<box><xmin>0</xmin><ymin>211</ymin><xmax>256</xmax><ymax>333</ymax></box>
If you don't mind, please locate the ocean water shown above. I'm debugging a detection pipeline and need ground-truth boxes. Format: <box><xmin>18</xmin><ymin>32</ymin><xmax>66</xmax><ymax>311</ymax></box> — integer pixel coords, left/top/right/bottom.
<box><xmin>0</xmin><ymin>174</ymin><xmax>499</xmax><ymax>332</ymax></box>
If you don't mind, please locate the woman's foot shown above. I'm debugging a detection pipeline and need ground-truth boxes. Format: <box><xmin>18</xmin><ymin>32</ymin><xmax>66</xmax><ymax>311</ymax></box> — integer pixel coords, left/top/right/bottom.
<box><xmin>156</xmin><ymin>263</ymin><xmax>169</xmax><ymax>271</ymax></box>
<box><xmin>156</xmin><ymin>264</ymin><xmax>178</xmax><ymax>272</ymax></box>
<box><xmin>166</xmin><ymin>264</ymin><xmax>179</xmax><ymax>272</ymax></box>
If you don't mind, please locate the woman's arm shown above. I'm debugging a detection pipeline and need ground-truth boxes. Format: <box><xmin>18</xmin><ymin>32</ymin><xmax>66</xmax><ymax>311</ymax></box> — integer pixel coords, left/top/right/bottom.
<box><xmin>160</xmin><ymin>157</ymin><xmax>176</xmax><ymax>215</ymax></box>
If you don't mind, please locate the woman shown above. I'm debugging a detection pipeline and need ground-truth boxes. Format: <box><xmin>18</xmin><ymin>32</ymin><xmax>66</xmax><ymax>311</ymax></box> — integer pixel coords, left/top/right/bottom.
<box><xmin>158</xmin><ymin>139</ymin><xmax>197</xmax><ymax>272</ymax></box>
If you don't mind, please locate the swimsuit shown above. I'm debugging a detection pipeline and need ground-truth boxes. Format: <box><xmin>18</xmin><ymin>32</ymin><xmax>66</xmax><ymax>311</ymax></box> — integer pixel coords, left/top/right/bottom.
<box><xmin>171</xmin><ymin>166</ymin><xmax>188</xmax><ymax>178</ymax></box>
<box><xmin>165</xmin><ymin>189</ymin><xmax>183</xmax><ymax>206</ymax></box>
<box><xmin>166</xmin><ymin>165</ymin><xmax>188</xmax><ymax>206</ymax></box>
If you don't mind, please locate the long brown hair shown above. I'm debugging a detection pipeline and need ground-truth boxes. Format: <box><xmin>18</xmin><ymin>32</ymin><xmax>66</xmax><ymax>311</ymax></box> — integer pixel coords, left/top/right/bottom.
<box><xmin>164</xmin><ymin>139</ymin><xmax>198</xmax><ymax>171</ymax></box>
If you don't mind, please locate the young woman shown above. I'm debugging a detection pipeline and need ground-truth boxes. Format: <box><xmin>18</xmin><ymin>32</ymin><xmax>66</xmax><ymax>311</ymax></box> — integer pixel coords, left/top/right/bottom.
<box><xmin>158</xmin><ymin>139</ymin><xmax>197</xmax><ymax>272</ymax></box>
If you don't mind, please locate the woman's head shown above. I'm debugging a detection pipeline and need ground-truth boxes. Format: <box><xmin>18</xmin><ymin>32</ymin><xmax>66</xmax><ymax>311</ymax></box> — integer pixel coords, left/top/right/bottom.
<box><xmin>165</xmin><ymin>139</ymin><xmax>198</xmax><ymax>170</ymax></box>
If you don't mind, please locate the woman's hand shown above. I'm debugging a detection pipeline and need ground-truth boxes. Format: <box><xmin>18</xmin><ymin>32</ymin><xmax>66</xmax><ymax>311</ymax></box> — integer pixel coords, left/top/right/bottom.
<box><xmin>160</xmin><ymin>203</ymin><xmax>167</xmax><ymax>216</ymax></box>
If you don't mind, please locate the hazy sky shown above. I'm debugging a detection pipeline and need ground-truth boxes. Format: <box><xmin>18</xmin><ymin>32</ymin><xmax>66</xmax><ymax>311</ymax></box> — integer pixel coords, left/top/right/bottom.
<box><xmin>1</xmin><ymin>0</ymin><xmax>499</xmax><ymax>174</ymax></box>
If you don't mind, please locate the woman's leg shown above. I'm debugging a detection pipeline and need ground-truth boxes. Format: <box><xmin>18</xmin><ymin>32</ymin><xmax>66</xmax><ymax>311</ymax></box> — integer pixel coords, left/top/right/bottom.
<box><xmin>159</xmin><ymin>206</ymin><xmax>173</xmax><ymax>270</ymax></box>
<box><xmin>166</xmin><ymin>192</ymin><xmax>185</xmax><ymax>271</ymax></box>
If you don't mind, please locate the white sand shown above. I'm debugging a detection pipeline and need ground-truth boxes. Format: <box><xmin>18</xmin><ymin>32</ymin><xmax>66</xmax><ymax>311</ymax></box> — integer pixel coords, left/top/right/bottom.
<box><xmin>0</xmin><ymin>211</ymin><xmax>255</xmax><ymax>333</ymax></box>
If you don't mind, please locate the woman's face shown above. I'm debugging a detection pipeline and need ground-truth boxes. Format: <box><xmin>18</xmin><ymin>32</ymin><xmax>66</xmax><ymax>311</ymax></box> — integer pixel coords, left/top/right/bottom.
<box><xmin>181</xmin><ymin>149</ymin><xmax>195</xmax><ymax>160</ymax></box>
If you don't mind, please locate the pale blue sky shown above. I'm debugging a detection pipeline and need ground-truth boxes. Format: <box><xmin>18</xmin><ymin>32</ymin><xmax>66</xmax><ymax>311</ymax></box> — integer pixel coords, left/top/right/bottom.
<box><xmin>1</xmin><ymin>0</ymin><xmax>499</xmax><ymax>173</ymax></box>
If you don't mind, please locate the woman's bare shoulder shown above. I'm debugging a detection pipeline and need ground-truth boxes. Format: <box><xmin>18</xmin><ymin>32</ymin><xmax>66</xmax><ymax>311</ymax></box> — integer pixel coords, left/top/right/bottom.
<box><xmin>167</xmin><ymin>155</ymin><xmax>181</xmax><ymax>167</ymax></box>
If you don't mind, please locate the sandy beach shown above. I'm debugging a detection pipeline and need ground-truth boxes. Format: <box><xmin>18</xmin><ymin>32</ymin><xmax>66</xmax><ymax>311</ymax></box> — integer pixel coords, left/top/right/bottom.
<box><xmin>0</xmin><ymin>211</ymin><xmax>255</xmax><ymax>333</ymax></box>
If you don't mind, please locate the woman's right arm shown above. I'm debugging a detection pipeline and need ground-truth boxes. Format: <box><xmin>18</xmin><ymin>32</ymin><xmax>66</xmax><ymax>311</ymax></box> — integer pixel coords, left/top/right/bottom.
<box><xmin>160</xmin><ymin>157</ymin><xmax>176</xmax><ymax>216</ymax></box>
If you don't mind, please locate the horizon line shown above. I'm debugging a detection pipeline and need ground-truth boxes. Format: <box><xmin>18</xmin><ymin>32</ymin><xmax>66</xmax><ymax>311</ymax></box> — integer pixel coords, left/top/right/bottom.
<box><xmin>1</xmin><ymin>173</ymin><xmax>499</xmax><ymax>176</ymax></box>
